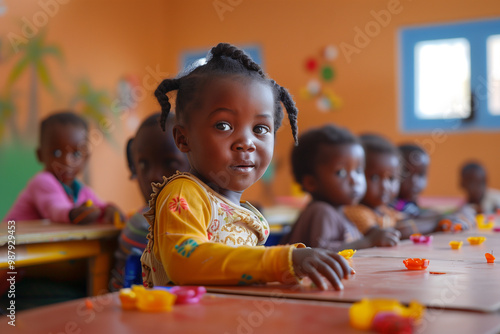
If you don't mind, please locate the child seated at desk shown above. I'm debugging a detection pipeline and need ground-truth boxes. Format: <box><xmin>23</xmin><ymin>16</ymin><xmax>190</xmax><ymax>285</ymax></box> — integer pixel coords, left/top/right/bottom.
<box><xmin>390</xmin><ymin>143</ymin><xmax>443</xmax><ymax>234</ymax></box>
<box><xmin>109</xmin><ymin>112</ymin><xmax>189</xmax><ymax>291</ymax></box>
<box><xmin>4</xmin><ymin>111</ymin><xmax>123</xmax><ymax>224</ymax></box>
<box><xmin>459</xmin><ymin>160</ymin><xmax>500</xmax><ymax>215</ymax></box>
<box><xmin>281</xmin><ymin>124</ymin><xmax>400</xmax><ymax>250</ymax></box>
<box><xmin>141</xmin><ymin>43</ymin><xmax>353</xmax><ymax>291</ymax></box>
<box><xmin>343</xmin><ymin>134</ymin><xmax>403</xmax><ymax>240</ymax></box>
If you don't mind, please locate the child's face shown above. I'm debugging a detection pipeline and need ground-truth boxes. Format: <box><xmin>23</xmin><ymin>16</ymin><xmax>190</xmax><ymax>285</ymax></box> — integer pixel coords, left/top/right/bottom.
<box><xmin>399</xmin><ymin>151</ymin><xmax>429</xmax><ymax>202</ymax></box>
<box><xmin>306</xmin><ymin>143</ymin><xmax>366</xmax><ymax>207</ymax></box>
<box><xmin>132</xmin><ymin>125</ymin><xmax>189</xmax><ymax>203</ymax></box>
<box><xmin>176</xmin><ymin>77</ymin><xmax>274</xmax><ymax>196</ymax></box>
<box><xmin>461</xmin><ymin>169</ymin><xmax>486</xmax><ymax>203</ymax></box>
<box><xmin>37</xmin><ymin>123</ymin><xmax>88</xmax><ymax>186</ymax></box>
<box><xmin>362</xmin><ymin>152</ymin><xmax>400</xmax><ymax>208</ymax></box>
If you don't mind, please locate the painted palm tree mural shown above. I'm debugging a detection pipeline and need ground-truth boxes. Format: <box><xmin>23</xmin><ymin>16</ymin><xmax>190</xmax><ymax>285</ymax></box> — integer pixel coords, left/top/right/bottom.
<box><xmin>5</xmin><ymin>32</ymin><xmax>63</xmax><ymax>143</ymax></box>
<box><xmin>71</xmin><ymin>78</ymin><xmax>118</xmax><ymax>148</ymax></box>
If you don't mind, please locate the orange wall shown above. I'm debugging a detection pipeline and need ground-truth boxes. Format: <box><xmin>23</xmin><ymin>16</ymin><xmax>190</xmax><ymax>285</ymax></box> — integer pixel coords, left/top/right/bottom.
<box><xmin>163</xmin><ymin>0</ymin><xmax>500</xmax><ymax>205</ymax></box>
<box><xmin>2</xmin><ymin>0</ymin><xmax>500</xmax><ymax>215</ymax></box>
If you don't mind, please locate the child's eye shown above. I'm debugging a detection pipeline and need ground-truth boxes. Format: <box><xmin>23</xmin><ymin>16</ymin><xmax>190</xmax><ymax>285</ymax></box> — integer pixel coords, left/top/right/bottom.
<box><xmin>73</xmin><ymin>151</ymin><xmax>82</xmax><ymax>159</ymax></box>
<box><xmin>53</xmin><ymin>149</ymin><xmax>62</xmax><ymax>158</ymax></box>
<box><xmin>336</xmin><ymin>169</ymin><xmax>347</xmax><ymax>178</ymax></box>
<box><xmin>254</xmin><ymin>125</ymin><xmax>271</xmax><ymax>135</ymax></box>
<box><xmin>215</xmin><ymin>122</ymin><xmax>232</xmax><ymax>131</ymax></box>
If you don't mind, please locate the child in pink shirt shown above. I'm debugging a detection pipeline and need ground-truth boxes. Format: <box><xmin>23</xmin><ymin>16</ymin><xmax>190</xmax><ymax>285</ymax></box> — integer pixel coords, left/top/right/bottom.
<box><xmin>4</xmin><ymin>111</ymin><xmax>122</xmax><ymax>224</ymax></box>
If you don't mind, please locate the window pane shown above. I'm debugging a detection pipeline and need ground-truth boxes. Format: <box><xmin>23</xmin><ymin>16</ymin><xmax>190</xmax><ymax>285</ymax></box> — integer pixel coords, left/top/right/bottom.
<box><xmin>415</xmin><ymin>38</ymin><xmax>470</xmax><ymax>119</ymax></box>
<box><xmin>487</xmin><ymin>35</ymin><xmax>500</xmax><ymax>115</ymax></box>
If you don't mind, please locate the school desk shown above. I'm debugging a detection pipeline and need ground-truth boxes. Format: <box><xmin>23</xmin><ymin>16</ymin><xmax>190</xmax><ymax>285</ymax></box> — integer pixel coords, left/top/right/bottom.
<box><xmin>2</xmin><ymin>292</ymin><xmax>499</xmax><ymax>334</ymax></box>
<box><xmin>0</xmin><ymin>220</ymin><xmax>120</xmax><ymax>296</ymax></box>
<box><xmin>206</xmin><ymin>229</ymin><xmax>500</xmax><ymax>313</ymax></box>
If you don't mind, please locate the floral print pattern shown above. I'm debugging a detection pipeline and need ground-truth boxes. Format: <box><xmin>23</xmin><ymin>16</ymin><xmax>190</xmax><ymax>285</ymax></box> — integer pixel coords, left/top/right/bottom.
<box><xmin>169</xmin><ymin>196</ymin><xmax>189</xmax><ymax>213</ymax></box>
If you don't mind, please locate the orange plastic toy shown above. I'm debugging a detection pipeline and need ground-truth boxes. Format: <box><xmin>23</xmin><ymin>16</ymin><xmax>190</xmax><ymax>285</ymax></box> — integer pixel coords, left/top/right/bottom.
<box><xmin>485</xmin><ymin>253</ymin><xmax>495</xmax><ymax>263</ymax></box>
<box><xmin>403</xmin><ymin>258</ymin><xmax>429</xmax><ymax>270</ymax></box>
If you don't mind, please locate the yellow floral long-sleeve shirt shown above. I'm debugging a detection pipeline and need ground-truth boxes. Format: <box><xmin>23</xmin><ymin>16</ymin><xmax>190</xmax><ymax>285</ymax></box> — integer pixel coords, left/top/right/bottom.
<box><xmin>141</xmin><ymin>172</ymin><xmax>303</xmax><ymax>287</ymax></box>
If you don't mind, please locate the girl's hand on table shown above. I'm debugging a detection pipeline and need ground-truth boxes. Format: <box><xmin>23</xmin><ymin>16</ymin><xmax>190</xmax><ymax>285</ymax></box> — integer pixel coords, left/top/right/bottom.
<box><xmin>292</xmin><ymin>248</ymin><xmax>354</xmax><ymax>291</ymax></box>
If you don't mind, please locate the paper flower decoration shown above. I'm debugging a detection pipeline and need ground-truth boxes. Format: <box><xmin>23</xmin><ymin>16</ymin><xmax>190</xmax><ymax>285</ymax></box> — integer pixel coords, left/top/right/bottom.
<box><xmin>449</xmin><ymin>241</ymin><xmax>463</xmax><ymax>250</ymax></box>
<box><xmin>485</xmin><ymin>253</ymin><xmax>495</xmax><ymax>263</ymax></box>
<box><xmin>323</xmin><ymin>45</ymin><xmax>338</xmax><ymax>60</ymax></box>
<box><xmin>349</xmin><ymin>298</ymin><xmax>424</xmax><ymax>330</ymax></box>
<box><xmin>338</xmin><ymin>249</ymin><xmax>356</xmax><ymax>259</ymax></box>
<box><xmin>409</xmin><ymin>234</ymin><xmax>433</xmax><ymax>244</ymax></box>
<box><xmin>467</xmin><ymin>236</ymin><xmax>486</xmax><ymax>245</ymax></box>
<box><xmin>305</xmin><ymin>58</ymin><xmax>318</xmax><ymax>72</ymax></box>
<box><xmin>403</xmin><ymin>258</ymin><xmax>429</xmax><ymax>270</ymax></box>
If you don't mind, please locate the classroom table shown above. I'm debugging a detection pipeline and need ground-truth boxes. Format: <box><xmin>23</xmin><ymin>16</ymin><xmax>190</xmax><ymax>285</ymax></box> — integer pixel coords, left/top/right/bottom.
<box><xmin>207</xmin><ymin>229</ymin><xmax>500</xmax><ymax>313</ymax></box>
<box><xmin>2</xmin><ymin>292</ymin><xmax>500</xmax><ymax>334</ymax></box>
<box><xmin>0</xmin><ymin>220</ymin><xmax>120</xmax><ymax>296</ymax></box>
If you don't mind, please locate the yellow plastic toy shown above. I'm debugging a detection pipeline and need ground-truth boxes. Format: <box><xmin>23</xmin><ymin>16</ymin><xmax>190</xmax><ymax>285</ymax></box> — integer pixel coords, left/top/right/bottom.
<box><xmin>449</xmin><ymin>241</ymin><xmax>463</xmax><ymax>250</ymax></box>
<box><xmin>119</xmin><ymin>285</ymin><xmax>177</xmax><ymax>312</ymax></box>
<box><xmin>467</xmin><ymin>236</ymin><xmax>486</xmax><ymax>245</ymax></box>
<box><xmin>84</xmin><ymin>199</ymin><xmax>93</xmax><ymax>207</ymax></box>
<box><xmin>349</xmin><ymin>298</ymin><xmax>424</xmax><ymax>330</ymax></box>
<box><xmin>338</xmin><ymin>249</ymin><xmax>356</xmax><ymax>259</ymax></box>
<box><xmin>477</xmin><ymin>214</ymin><xmax>494</xmax><ymax>230</ymax></box>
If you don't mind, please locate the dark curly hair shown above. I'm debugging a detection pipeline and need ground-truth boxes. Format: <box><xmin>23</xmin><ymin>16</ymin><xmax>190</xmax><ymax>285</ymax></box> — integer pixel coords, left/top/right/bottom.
<box><xmin>154</xmin><ymin>43</ymin><xmax>299</xmax><ymax>144</ymax></box>
<box><xmin>291</xmin><ymin>123</ymin><xmax>358</xmax><ymax>185</ymax></box>
<box><xmin>40</xmin><ymin>111</ymin><xmax>88</xmax><ymax>145</ymax></box>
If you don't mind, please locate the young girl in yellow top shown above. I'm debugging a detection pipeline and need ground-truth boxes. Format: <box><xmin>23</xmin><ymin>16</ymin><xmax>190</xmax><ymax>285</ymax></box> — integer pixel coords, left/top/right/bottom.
<box><xmin>141</xmin><ymin>43</ymin><xmax>353</xmax><ymax>291</ymax></box>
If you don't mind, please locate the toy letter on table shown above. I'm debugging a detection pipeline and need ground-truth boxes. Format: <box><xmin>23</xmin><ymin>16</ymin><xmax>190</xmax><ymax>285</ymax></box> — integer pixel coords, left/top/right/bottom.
<box><xmin>477</xmin><ymin>214</ymin><xmax>494</xmax><ymax>230</ymax></box>
<box><xmin>119</xmin><ymin>285</ymin><xmax>206</xmax><ymax>311</ymax></box>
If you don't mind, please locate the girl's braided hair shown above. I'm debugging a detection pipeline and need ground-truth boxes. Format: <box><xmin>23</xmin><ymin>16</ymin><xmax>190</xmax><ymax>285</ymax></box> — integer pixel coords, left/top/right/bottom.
<box><xmin>154</xmin><ymin>43</ymin><xmax>299</xmax><ymax>144</ymax></box>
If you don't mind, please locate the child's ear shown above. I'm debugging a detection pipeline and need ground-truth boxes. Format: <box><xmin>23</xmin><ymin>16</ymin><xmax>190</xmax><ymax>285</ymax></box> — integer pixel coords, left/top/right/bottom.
<box><xmin>126</xmin><ymin>138</ymin><xmax>137</xmax><ymax>179</ymax></box>
<box><xmin>302</xmin><ymin>174</ymin><xmax>317</xmax><ymax>193</ymax></box>
<box><xmin>173</xmin><ymin>125</ymin><xmax>190</xmax><ymax>153</ymax></box>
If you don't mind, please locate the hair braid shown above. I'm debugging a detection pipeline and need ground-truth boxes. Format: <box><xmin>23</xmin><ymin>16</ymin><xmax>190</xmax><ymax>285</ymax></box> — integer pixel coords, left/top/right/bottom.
<box><xmin>211</xmin><ymin>43</ymin><xmax>265</xmax><ymax>78</ymax></box>
<box><xmin>278</xmin><ymin>85</ymin><xmax>299</xmax><ymax>144</ymax></box>
<box><xmin>155</xmin><ymin>78</ymin><xmax>180</xmax><ymax>131</ymax></box>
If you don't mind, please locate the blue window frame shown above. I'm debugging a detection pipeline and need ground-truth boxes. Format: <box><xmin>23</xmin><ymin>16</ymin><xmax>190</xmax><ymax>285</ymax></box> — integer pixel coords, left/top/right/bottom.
<box><xmin>181</xmin><ymin>45</ymin><xmax>263</xmax><ymax>72</ymax></box>
<box><xmin>399</xmin><ymin>18</ymin><xmax>500</xmax><ymax>132</ymax></box>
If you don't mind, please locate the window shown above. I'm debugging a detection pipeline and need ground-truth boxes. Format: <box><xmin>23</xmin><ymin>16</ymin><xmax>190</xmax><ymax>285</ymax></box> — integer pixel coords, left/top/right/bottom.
<box><xmin>399</xmin><ymin>18</ymin><xmax>500</xmax><ymax>131</ymax></box>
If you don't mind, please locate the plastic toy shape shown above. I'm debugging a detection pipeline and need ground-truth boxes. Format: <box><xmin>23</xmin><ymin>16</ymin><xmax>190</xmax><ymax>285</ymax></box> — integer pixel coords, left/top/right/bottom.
<box><xmin>485</xmin><ymin>253</ymin><xmax>495</xmax><ymax>263</ymax></box>
<box><xmin>349</xmin><ymin>298</ymin><xmax>424</xmax><ymax>330</ymax></box>
<box><xmin>477</xmin><ymin>214</ymin><xmax>494</xmax><ymax>230</ymax></box>
<box><xmin>119</xmin><ymin>285</ymin><xmax>177</xmax><ymax>312</ymax></box>
<box><xmin>409</xmin><ymin>234</ymin><xmax>432</xmax><ymax>244</ymax></box>
<box><xmin>403</xmin><ymin>258</ymin><xmax>429</xmax><ymax>270</ymax></box>
<box><xmin>449</xmin><ymin>241</ymin><xmax>463</xmax><ymax>250</ymax></box>
<box><xmin>158</xmin><ymin>286</ymin><xmax>207</xmax><ymax>304</ymax></box>
<box><xmin>372</xmin><ymin>312</ymin><xmax>413</xmax><ymax>334</ymax></box>
<box><xmin>467</xmin><ymin>236</ymin><xmax>486</xmax><ymax>245</ymax></box>
<box><xmin>84</xmin><ymin>199</ymin><xmax>93</xmax><ymax>207</ymax></box>
<box><xmin>338</xmin><ymin>249</ymin><xmax>356</xmax><ymax>259</ymax></box>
